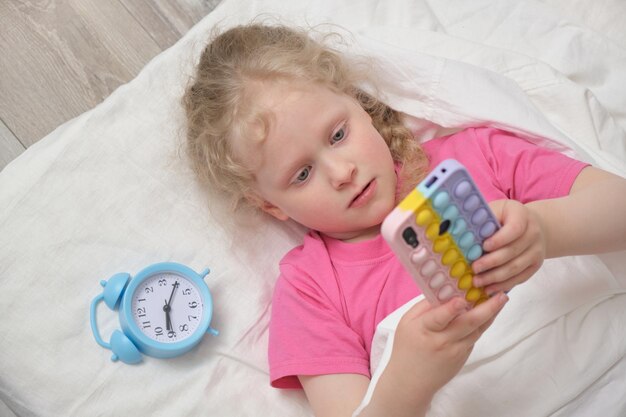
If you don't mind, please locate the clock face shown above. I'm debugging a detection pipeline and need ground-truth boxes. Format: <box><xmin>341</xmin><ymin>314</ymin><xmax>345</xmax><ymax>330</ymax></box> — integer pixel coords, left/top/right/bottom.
<box><xmin>130</xmin><ymin>273</ymin><xmax>204</xmax><ymax>344</ymax></box>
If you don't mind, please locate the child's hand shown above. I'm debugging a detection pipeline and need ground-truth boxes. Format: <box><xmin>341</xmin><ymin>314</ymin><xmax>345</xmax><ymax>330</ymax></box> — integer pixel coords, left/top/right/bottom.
<box><xmin>472</xmin><ymin>199</ymin><xmax>546</xmax><ymax>295</ymax></box>
<box><xmin>386</xmin><ymin>294</ymin><xmax>509</xmax><ymax>403</ymax></box>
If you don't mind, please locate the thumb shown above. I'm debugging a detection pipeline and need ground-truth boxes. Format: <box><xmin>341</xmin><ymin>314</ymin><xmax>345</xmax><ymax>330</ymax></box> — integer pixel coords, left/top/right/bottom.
<box><xmin>421</xmin><ymin>297</ymin><xmax>467</xmax><ymax>332</ymax></box>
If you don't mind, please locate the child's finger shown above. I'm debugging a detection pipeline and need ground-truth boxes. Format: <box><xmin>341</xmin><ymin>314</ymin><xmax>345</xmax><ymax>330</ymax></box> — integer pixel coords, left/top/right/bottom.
<box><xmin>446</xmin><ymin>292</ymin><xmax>509</xmax><ymax>340</ymax></box>
<box><xmin>473</xmin><ymin>222</ymin><xmax>539</xmax><ymax>275</ymax></box>
<box><xmin>483</xmin><ymin>201</ymin><xmax>528</xmax><ymax>252</ymax></box>
<box><xmin>472</xmin><ymin>238</ymin><xmax>527</xmax><ymax>275</ymax></box>
<box><xmin>421</xmin><ymin>297</ymin><xmax>468</xmax><ymax>332</ymax></box>
<box><xmin>482</xmin><ymin>264</ymin><xmax>539</xmax><ymax>295</ymax></box>
<box><xmin>461</xmin><ymin>323</ymin><xmax>493</xmax><ymax>347</ymax></box>
<box><xmin>461</xmin><ymin>312</ymin><xmax>499</xmax><ymax>346</ymax></box>
<box><xmin>481</xmin><ymin>220</ymin><xmax>527</xmax><ymax>254</ymax></box>
<box><xmin>477</xmin><ymin>314</ymin><xmax>498</xmax><ymax>334</ymax></box>
<box><xmin>473</xmin><ymin>245</ymin><xmax>540</xmax><ymax>287</ymax></box>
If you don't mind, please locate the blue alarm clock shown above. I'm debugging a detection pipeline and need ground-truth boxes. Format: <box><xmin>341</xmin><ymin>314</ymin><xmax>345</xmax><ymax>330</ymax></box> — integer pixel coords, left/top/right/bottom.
<box><xmin>90</xmin><ymin>262</ymin><xmax>218</xmax><ymax>364</ymax></box>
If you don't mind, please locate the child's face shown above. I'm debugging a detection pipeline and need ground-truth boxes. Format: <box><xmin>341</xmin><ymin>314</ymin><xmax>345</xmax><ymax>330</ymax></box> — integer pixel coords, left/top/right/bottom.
<box><xmin>235</xmin><ymin>81</ymin><xmax>397</xmax><ymax>242</ymax></box>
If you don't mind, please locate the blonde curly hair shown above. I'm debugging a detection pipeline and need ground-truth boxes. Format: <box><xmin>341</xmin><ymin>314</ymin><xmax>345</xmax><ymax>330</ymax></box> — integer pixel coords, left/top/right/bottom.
<box><xmin>183</xmin><ymin>23</ymin><xmax>428</xmax><ymax>211</ymax></box>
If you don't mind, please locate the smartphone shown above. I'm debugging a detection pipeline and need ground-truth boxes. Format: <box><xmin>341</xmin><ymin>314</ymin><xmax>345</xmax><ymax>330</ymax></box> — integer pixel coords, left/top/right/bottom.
<box><xmin>382</xmin><ymin>159</ymin><xmax>500</xmax><ymax>307</ymax></box>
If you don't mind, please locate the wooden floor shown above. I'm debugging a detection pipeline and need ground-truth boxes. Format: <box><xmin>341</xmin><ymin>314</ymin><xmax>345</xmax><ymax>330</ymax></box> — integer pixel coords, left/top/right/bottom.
<box><xmin>0</xmin><ymin>0</ymin><xmax>222</xmax><ymax>172</ymax></box>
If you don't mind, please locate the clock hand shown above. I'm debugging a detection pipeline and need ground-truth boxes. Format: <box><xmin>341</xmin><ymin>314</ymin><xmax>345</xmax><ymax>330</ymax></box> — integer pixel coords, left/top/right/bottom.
<box><xmin>167</xmin><ymin>281</ymin><xmax>179</xmax><ymax>306</ymax></box>
<box><xmin>164</xmin><ymin>299</ymin><xmax>172</xmax><ymax>331</ymax></box>
<box><xmin>164</xmin><ymin>282</ymin><xmax>179</xmax><ymax>332</ymax></box>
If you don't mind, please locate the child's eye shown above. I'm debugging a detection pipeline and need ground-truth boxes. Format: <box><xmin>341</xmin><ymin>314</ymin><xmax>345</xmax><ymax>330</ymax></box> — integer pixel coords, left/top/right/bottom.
<box><xmin>331</xmin><ymin>127</ymin><xmax>346</xmax><ymax>144</ymax></box>
<box><xmin>294</xmin><ymin>166</ymin><xmax>311</xmax><ymax>184</ymax></box>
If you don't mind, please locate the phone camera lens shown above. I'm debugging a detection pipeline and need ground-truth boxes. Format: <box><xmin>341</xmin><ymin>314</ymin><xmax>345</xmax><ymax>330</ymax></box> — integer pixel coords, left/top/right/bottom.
<box><xmin>402</xmin><ymin>227</ymin><xmax>419</xmax><ymax>248</ymax></box>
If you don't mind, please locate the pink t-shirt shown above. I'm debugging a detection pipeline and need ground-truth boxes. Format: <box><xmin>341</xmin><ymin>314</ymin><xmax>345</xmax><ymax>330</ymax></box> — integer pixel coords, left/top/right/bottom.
<box><xmin>268</xmin><ymin>127</ymin><xmax>588</xmax><ymax>389</ymax></box>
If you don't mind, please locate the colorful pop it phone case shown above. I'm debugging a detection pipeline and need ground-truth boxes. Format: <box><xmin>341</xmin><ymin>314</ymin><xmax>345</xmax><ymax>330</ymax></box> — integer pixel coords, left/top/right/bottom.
<box><xmin>382</xmin><ymin>159</ymin><xmax>500</xmax><ymax>307</ymax></box>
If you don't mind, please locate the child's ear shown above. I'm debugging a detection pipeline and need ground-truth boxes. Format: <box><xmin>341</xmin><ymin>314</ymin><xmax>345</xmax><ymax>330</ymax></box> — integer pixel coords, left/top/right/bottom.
<box><xmin>245</xmin><ymin>193</ymin><xmax>289</xmax><ymax>221</ymax></box>
<box><xmin>259</xmin><ymin>200</ymin><xmax>290</xmax><ymax>221</ymax></box>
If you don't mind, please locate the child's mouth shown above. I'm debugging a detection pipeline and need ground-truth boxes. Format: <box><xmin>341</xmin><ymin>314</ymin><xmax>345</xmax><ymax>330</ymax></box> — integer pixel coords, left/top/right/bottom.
<box><xmin>349</xmin><ymin>179</ymin><xmax>376</xmax><ymax>208</ymax></box>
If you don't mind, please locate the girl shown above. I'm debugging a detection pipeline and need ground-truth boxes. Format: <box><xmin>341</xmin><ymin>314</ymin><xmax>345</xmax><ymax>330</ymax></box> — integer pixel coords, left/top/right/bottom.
<box><xmin>183</xmin><ymin>24</ymin><xmax>626</xmax><ymax>417</ymax></box>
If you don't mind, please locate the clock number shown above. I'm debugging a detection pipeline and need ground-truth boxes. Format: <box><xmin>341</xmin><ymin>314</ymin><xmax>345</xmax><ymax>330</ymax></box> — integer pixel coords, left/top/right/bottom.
<box><xmin>142</xmin><ymin>321</ymin><xmax>151</xmax><ymax>329</ymax></box>
<box><xmin>137</xmin><ymin>298</ymin><xmax>146</xmax><ymax>303</ymax></box>
<box><xmin>168</xmin><ymin>330</ymin><xmax>176</xmax><ymax>339</ymax></box>
<box><xmin>155</xmin><ymin>326</ymin><xmax>163</xmax><ymax>336</ymax></box>
<box><xmin>182</xmin><ymin>288</ymin><xmax>192</xmax><ymax>296</ymax></box>
<box><xmin>189</xmin><ymin>301</ymin><xmax>198</xmax><ymax>309</ymax></box>
<box><xmin>145</xmin><ymin>287</ymin><xmax>154</xmax><ymax>294</ymax></box>
<box><xmin>179</xmin><ymin>324</ymin><xmax>189</xmax><ymax>332</ymax></box>
<box><xmin>188</xmin><ymin>315</ymin><xmax>197</xmax><ymax>322</ymax></box>
<box><xmin>158</xmin><ymin>279</ymin><xmax>167</xmax><ymax>286</ymax></box>
<box><xmin>137</xmin><ymin>307</ymin><xmax>146</xmax><ymax>317</ymax></box>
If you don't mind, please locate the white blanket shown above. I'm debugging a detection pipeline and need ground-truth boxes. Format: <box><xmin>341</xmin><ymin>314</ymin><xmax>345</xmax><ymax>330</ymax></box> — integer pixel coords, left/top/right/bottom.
<box><xmin>359</xmin><ymin>254</ymin><xmax>626</xmax><ymax>416</ymax></box>
<box><xmin>1</xmin><ymin>0</ymin><xmax>625</xmax><ymax>416</ymax></box>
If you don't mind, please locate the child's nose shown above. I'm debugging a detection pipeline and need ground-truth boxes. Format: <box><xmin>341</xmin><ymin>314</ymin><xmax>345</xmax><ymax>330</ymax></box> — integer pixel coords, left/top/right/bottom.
<box><xmin>327</xmin><ymin>158</ymin><xmax>356</xmax><ymax>189</ymax></box>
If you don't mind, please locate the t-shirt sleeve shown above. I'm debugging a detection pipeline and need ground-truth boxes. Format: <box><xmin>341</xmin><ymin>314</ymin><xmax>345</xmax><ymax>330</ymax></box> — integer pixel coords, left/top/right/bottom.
<box><xmin>472</xmin><ymin>128</ymin><xmax>590</xmax><ymax>202</ymax></box>
<box><xmin>268</xmin><ymin>264</ymin><xmax>371</xmax><ymax>389</ymax></box>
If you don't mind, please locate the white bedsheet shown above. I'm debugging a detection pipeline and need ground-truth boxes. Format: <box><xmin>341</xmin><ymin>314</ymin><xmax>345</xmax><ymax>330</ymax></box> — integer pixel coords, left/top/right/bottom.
<box><xmin>1</xmin><ymin>0</ymin><xmax>625</xmax><ymax>416</ymax></box>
